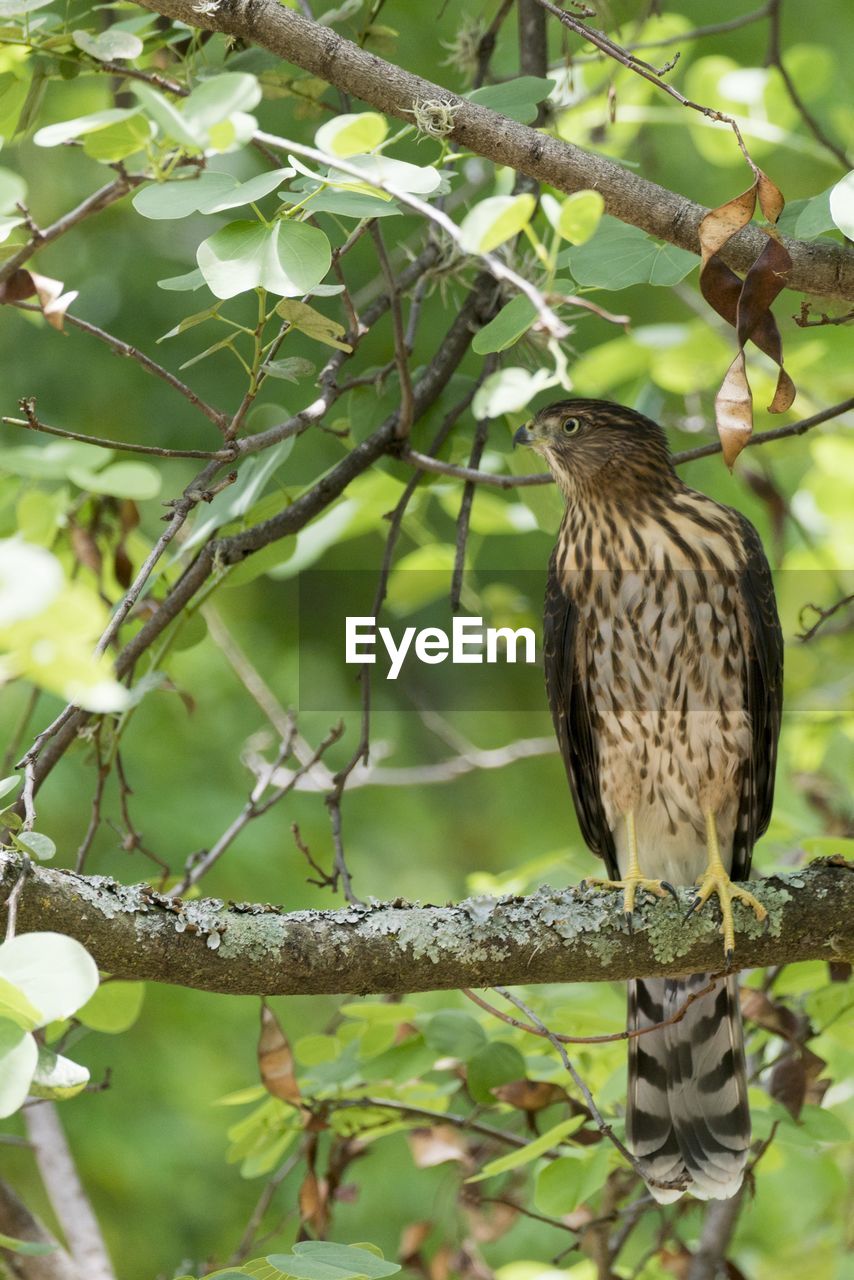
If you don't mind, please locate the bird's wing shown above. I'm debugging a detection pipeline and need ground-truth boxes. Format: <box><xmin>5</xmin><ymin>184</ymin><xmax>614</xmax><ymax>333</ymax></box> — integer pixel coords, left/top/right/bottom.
<box><xmin>732</xmin><ymin>513</ymin><xmax>784</xmax><ymax>880</ymax></box>
<box><xmin>544</xmin><ymin>550</ymin><xmax>618</xmax><ymax>878</ymax></box>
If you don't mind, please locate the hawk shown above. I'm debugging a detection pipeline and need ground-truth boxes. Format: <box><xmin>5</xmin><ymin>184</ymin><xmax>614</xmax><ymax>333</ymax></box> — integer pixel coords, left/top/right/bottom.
<box><xmin>515</xmin><ymin>399</ymin><xmax>783</xmax><ymax>1202</ymax></box>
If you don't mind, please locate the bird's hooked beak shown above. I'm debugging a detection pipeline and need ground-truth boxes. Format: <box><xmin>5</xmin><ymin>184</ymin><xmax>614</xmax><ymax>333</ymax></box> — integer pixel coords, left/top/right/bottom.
<box><xmin>513</xmin><ymin>421</ymin><xmax>535</xmax><ymax>448</ymax></box>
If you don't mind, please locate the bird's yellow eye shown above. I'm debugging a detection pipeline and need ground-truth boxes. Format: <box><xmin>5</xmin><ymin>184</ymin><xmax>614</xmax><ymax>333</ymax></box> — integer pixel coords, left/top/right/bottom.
<box><xmin>562</xmin><ymin>417</ymin><xmax>581</xmax><ymax>435</ymax></box>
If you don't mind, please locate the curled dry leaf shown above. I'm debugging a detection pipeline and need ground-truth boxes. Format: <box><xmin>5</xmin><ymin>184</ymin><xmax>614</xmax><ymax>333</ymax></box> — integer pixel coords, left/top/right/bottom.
<box><xmin>408</xmin><ymin>1125</ymin><xmax>469</xmax><ymax>1169</ymax></box>
<box><xmin>399</xmin><ymin>1221</ymin><xmax>432</xmax><ymax>1263</ymax></box>
<box><xmin>0</xmin><ymin>267</ymin><xmax>77</xmax><ymax>329</ymax></box>
<box><xmin>491</xmin><ymin>1078</ymin><xmax>568</xmax><ymax>1112</ymax></box>
<box><xmin>698</xmin><ymin>171</ymin><xmax>795</xmax><ymax>467</ymax></box>
<box><xmin>739</xmin><ymin>987</ymin><xmax>799</xmax><ymax>1040</ymax></box>
<box><xmin>298</xmin><ymin>1168</ymin><xmax>329</xmax><ymax>1234</ymax></box>
<box><xmin>257</xmin><ymin>1002</ymin><xmax>301</xmax><ymax>1103</ymax></box>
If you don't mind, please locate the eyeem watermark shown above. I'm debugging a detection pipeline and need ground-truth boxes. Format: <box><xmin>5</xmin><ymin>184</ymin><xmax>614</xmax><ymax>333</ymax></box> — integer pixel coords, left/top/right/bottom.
<box><xmin>345</xmin><ymin>616</ymin><xmax>537</xmax><ymax>680</ymax></box>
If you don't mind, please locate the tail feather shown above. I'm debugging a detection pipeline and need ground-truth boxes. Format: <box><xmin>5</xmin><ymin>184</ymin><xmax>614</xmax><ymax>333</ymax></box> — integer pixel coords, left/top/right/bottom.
<box><xmin>628</xmin><ymin>974</ymin><xmax>750</xmax><ymax>1203</ymax></box>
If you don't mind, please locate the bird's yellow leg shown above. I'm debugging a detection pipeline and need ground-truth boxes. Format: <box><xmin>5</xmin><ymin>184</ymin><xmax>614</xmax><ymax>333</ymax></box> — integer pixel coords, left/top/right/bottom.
<box><xmin>584</xmin><ymin>812</ymin><xmax>675</xmax><ymax>921</ymax></box>
<box><xmin>688</xmin><ymin>810</ymin><xmax>768</xmax><ymax>961</ymax></box>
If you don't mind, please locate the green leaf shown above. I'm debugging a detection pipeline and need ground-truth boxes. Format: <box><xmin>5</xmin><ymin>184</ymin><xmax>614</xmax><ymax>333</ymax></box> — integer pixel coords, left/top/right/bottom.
<box><xmin>422</xmin><ymin>1010</ymin><xmax>486</xmax><ymax>1062</ymax></box>
<box><xmin>0</xmin><ymin>1020</ymin><xmax>37</xmax><ymax>1117</ymax></box>
<box><xmin>67</xmin><ymin>461</ymin><xmax>162</xmax><ymax>500</ymax></box>
<box><xmin>263</xmin><ymin>356</ymin><xmax>316</xmax><ymax>383</ymax></box>
<box><xmin>77</xmin><ymin>980</ymin><xmax>145</xmax><ymax>1033</ymax></box>
<box><xmin>197</xmin><ymin>220</ymin><xmax>332</xmax><ymax>300</ymax></box>
<box><xmin>0</xmin><ymin>775</ymin><xmax>20</xmax><ymax>800</ymax></box>
<box><xmin>829</xmin><ymin>170</ymin><xmax>854</xmax><ymax>238</ymax></box>
<box><xmin>472</xmin><ymin>295</ymin><xmax>537</xmax><ymax>354</ymax></box>
<box><xmin>459</xmin><ymin>194</ymin><xmax>536</xmax><ymax>253</ymax></box>
<box><xmin>564</xmin><ymin>217</ymin><xmax>697</xmax><ymax>289</ymax></box>
<box><xmin>468</xmin><ymin>76</ymin><xmax>555</xmax><ymax>124</ymax></box>
<box><xmin>0</xmin><ymin>1233</ymin><xmax>56</xmax><ymax>1256</ymax></box>
<box><xmin>11</xmin><ymin>830</ymin><xmax>56</xmax><ymax>860</ymax></box>
<box><xmin>0</xmin><ymin>0</ymin><xmax>53</xmax><ymax>14</ymax></box>
<box><xmin>133</xmin><ymin>172</ymin><xmax>237</xmax><ymax>220</ymax></box>
<box><xmin>34</xmin><ymin>107</ymin><xmax>141</xmax><ymax>148</ymax></box>
<box><xmin>466</xmin><ymin>1040</ymin><xmax>527</xmax><ymax>1104</ymax></box>
<box><xmin>267</xmin><ymin>1241</ymin><xmax>401</xmax><ymax>1280</ymax></box>
<box><xmin>554</xmin><ymin>190</ymin><xmax>605</xmax><ymax>245</ymax></box>
<box><xmin>0</xmin><ymin>440</ymin><xmax>112</xmax><ymax>479</ymax></box>
<box><xmin>285</xmin><ymin>183</ymin><xmax>400</xmax><ymax>219</ymax></box>
<box><xmin>0</xmin><ymin>214</ymin><xmax>23</xmax><ymax>244</ymax></box>
<box><xmin>471</xmin><ymin>366</ymin><xmax>557</xmax><ymax>418</ymax></box>
<box><xmin>466</xmin><ymin>1115</ymin><xmax>586</xmax><ymax>1182</ymax></box>
<box><xmin>0</xmin><ymin>978</ymin><xmax>43</xmax><ymax>1032</ymax></box>
<box><xmin>0</xmin><ymin>165</ymin><xmax>26</xmax><ymax>215</ymax></box>
<box><xmin>295</xmin><ymin>1033</ymin><xmax>341</xmax><ymax>1065</ymax></box>
<box><xmin>0</xmin><ymin>932</ymin><xmax>99</xmax><ymax>1025</ymax></box>
<box><xmin>82</xmin><ymin>113</ymin><xmax>154</xmax><ymax>163</ymax></box>
<box><xmin>182</xmin><ymin>72</ymin><xmax>261</xmax><ymax>133</ymax></box>
<box><xmin>133</xmin><ymin>83</ymin><xmax>203</xmax><ymax>150</ymax></box>
<box><xmin>201</xmin><ymin>168</ymin><xmax>294</xmax><ymax>213</ymax></box>
<box><xmin>535</xmin><ymin>1144</ymin><xmax>610</xmax><ymax>1215</ymax></box>
<box><xmin>315</xmin><ymin>111</ymin><xmax>387</xmax><ymax>156</ymax></box>
<box><xmin>275</xmin><ymin>299</ymin><xmax>351</xmax><ymax>350</ymax></box>
<box><xmin>326</xmin><ymin>154</ymin><xmax>441</xmax><ymax>196</ymax></box>
<box><xmin>157</xmin><ymin>268</ymin><xmax>206</xmax><ymax>292</ymax></box>
<box><xmin>73</xmin><ymin>28</ymin><xmax>144</xmax><ymax>61</ymax></box>
<box><xmin>30</xmin><ymin>1044</ymin><xmax>89</xmax><ymax>1101</ymax></box>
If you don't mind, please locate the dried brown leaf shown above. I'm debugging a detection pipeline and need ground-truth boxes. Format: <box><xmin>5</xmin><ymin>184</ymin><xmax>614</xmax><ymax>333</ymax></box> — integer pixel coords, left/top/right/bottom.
<box><xmin>491</xmin><ymin>1079</ymin><xmax>568</xmax><ymax>1112</ymax></box>
<box><xmin>698</xmin><ymin>183</ymin><xmax>757</xmax><ymax>264</ymax></box>
<box><xmin>298</xmin><ymin>1169</ymin><xmax>328</xmax><ymax>1234</ymax></box>
<box><xmin>757</xmin><ymin>171</ymin><xmax>785</xmax><ymax>224</ymax></box>
<box><xmin>400</xmin><ymin>1221</ymin><xmax>432</xmax><ymax>1262</ymax></box>
<box><xmin>257</xmin><ymin>1003</ymin><xmax>301</xmax><ymax>1103</ymax></box>
<box><xmin>715</xmin><ymin>351</ymin><xmax>753</xmax><ymax>468</ymax></box>
<box><xmin>739</xmin><ymin>987</ymin><xmax>798</xmax><ymax>1038</ymax></box>
<box><xmin>408</xmin><ymin>1125</ymin><xmax>468</xmax><ymax>1169</ymax></box>
<box><xmin>69</xmin><ymin>521</ymin><xmax>102</xmax><ymax>578</ymax></box>
<box><xmin>769</xmin><ymin>1052</ymin><xmax>807</xmax><ymax>1118</ymax></box>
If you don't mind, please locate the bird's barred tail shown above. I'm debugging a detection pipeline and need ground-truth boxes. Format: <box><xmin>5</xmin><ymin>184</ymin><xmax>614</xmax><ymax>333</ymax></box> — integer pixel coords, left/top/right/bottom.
<box><xmin>627</xmin><ymin>974</ymin><xmax>750</xmax><ymax>1203</ymax></box>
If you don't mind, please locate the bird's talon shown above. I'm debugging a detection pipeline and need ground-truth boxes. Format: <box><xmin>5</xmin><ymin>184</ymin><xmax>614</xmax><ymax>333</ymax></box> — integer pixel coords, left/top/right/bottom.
<box><xmin>661</xmin><ymin>880</ymin><xmax>679</xmax><ymax>903</ymax></box>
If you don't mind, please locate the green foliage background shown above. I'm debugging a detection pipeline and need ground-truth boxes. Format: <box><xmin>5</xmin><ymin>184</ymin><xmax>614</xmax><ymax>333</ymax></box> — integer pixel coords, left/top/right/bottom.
<box><xmin>0</xmin><ymin>0</ymin><xmax>852</xmax><ymax>1277</ymax></box>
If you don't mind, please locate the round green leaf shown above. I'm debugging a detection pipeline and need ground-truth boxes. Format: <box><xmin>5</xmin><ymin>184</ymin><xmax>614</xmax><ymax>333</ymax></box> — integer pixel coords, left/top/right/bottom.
<box><xmin>315</xmin><ymin>111</ymin><xmax>387</xmax><ymax>157</ymax></box>
<box><xmin>67</xmin><ymin>461</ymin><xmax>161</xmax><ymax>500</ymax></box>
<box><xmin>0</xmin><ymin>776</ymin><xmax>20</xmax><ymax>801</ymax></box>
<box><xmin>34</xmin><ymin>108</ymin><xmax>140</xmax><ymax>148</ymax></box>
<box><xmin>0</xmin><ymin>932</ymin><xmax>99</xmax><ymax>1025</ymax></box>
<box><xmin>466</xmin><ymin>1040</ymin><xmax>527</xmax><ymax>1104</ymax></box>
<box><xmin>76</xmin><ymin>980</ymin><xmax>145</xmax><ymax>1033</ymax></box>
<box><xmin>472</xmin><ymin>294</ymin><xmax>537</xmax><ymax>354</ymax></box>
<box><xmin>82</xmin><ymin>113</ymin><xmax>154</xmax><ymax>163</ymax></box>
<box><xmin>555</xmin><ymin>189</ymin><xmax>605</xmax><ymax>245</ymax></box>
<box><xmin>0</xmin><ymin>539</ymin><xmax>63</xmax><ymax>627</ymax></box>
<box><xmin>182</xmin><ymin>73</ymin><xmax>261</xmax><ymax>132</ymax></box>
<box><xmin>197</xmin><ymin>219</ymin><xmax>331</xmax><ymax>300</ymax></box>
<box><xmin>422</xmin><ymin>1010</ymin><xmax>486</xmax><ymax>1062</ymax></box>
<box><xmin>73</xmin><ymin>28</ymin><xmax>144</xmax><ymax>61</ymax></box>
<box><xmin>0</xmin><ymin>978</ymin><xmax>43</xmax><ymax>1031</ymax></box>
<box><xmin>829</xmin><ymin>170</ymin><xmax>854</xmax><ymax>238</ymax></box>
<box><xmin>535</xmin><ymin>1144</ymin><xmax>610</xmax><ymax>1215</ymax></box>
<box><xmin>133</xmin><ymin>172</ymin><xmax>237</xmax><ymax>220</ymax></box>
<box><xmin>30</xmin><ymin>1044</ymin><xmax>89</xmax><ymax>1100</ymax></box>
<box><xmin>0</xmin><ymin>166</ymin><xmax>26</xmax><ymax>215</ymax></box>
<box><xmin>0</xmin><ymin>0</ymin><xmax>53</xmax><ymax>14</ymax></box>
<box><xmin>566</xmin><ymin>216</ymin><xmax>697</xmax><ymax>289</ymax></box>
<box><xmin>0</xmin><ymin>1021</ymin><xmax>37</xmax><ymax>1118</ymax></box>
<box><xmin>12</xmin><ymin>830</ymin><xmax>56</xmax><ymax>861</ymax></box>
<box><xmin>459</xmin><ymin>194</ymin><xmax>536</xmax><ymax>253</ymax></box>
<box><xmin>327</xmin><ymin>154</ymin><xmax>441</xmax><ymax>195</ymax></box>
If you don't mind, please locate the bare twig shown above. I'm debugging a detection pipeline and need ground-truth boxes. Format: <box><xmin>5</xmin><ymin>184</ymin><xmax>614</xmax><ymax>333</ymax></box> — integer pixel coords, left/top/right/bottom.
<box><xmin>5</xmin><ymin>401</ymin><xmax>232</xmax><ymax>459</ymax></box>
<box><xmin>370</xmin><ymin>223</ymin><xmax>414</xmax><ymax>438</ymax></box>
<box><xmin>24</xmin><ymin>1103</ymin><xmax>115</xmax><ymax>1280</ymax></box>
<box><xmin>451</xmin><ymin>415</ymin><xmax>490</xmax><ymax>612</ymax></box>
<box><xmin>797</xmin><ymin>593</ymin><xmax>854</xmax><ymax>642</ymax></box>
<box><xmin>462</xmin><ymin>974</ymin><xmax>723</xmax><ymax>1045</ymax></box>
<box><xmin>766</xmin><ymin>0</ymin><xmax>851</xmax><ymax>169</ymax></box>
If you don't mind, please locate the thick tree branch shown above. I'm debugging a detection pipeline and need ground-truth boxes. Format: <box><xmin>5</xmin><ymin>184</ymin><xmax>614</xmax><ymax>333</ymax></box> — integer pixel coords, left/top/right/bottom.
<box><xmin>1</xmin><ymin>856</ymin><xmax>849</xmax><ymax>996</ymax></box>
<box><xmin>133</xmin><ymin>0</ymin><xmax>854</xmax><ymax>301</ymax></box>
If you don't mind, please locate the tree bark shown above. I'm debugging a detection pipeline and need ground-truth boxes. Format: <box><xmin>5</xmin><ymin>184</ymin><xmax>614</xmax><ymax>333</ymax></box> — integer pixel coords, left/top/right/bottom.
<box><xmin>1</xmin><ymin>854</ymin><xmax>850</xmax><ymax>997</ymax></box>
<box><xmin>132</xmin><ymin>0</ymin><xmax>854</xmax><ymax>301</ymax></box>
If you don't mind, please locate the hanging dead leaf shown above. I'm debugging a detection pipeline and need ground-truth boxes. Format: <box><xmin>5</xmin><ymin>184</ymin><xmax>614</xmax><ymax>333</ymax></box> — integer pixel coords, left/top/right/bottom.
<box><xmin>298</xmin><ymin>1168</ymin><xmax>329</xmax><ymax>1234</ymax></box>
<box><xmin>739</xmin><ymin>987</ymin><xmax>799</xmax><ymax>1039</ymax></box>
<box><xmin>400</xmin><ymin>1221</ymin><xmax>432</xmax><ymax>1263</ymax></box>
<box><xmin>769</xmin><ymin>1052</ymin><xmax>807</xmax><ymax>1118</ymax></box>
<box><xmin>698</xmin><ymin>170</ymin><xmax>795</xmax><ymax>466</ymax></box>
<box><xmin>463</xmin><ymin>1197</ymin><xmax>517</xmax><ymax>1244</ymax></box>
<box><xmin>408</xmin><ymin>1125</ymin><xmax>468</xmax><ymax>1169</ymax></box>
<box><xmin>0</xmin><ymin>267</ymin><xmax>77</xmax><ymax>329</ymax></box>
<box><xmin>257</xmin><ymin>1002</ymin><xmax>301</xmax><ymax>1103</ymax></box>
<box><xmin>68</xmin><ymin>519</ymin><xmax>103</xmax><ymax>579</ymax></box>
<box><xmin>492</xmin><ymin>1079</ymin><xmax>569</xmax><ymax>1112</ymax></box>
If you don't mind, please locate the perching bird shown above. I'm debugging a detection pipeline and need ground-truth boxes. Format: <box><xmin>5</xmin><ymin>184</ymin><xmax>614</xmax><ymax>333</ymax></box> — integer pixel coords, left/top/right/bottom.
<box><xmin>514</xmin><ymin>399</ymin><xmax>783</xmax><ymax>1203</ymax></box>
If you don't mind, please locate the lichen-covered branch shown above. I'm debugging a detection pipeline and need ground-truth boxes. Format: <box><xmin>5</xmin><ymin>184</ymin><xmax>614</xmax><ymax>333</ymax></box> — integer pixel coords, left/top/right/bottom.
<box><xmin>132</xmin><ymin>0</ymin><xmax>854</xmax><ymax>301</ymax></box>
<box><xmin>1</xmin><ymin>855</ymin><xmax>850</xmax><ymax>996</ymax></box>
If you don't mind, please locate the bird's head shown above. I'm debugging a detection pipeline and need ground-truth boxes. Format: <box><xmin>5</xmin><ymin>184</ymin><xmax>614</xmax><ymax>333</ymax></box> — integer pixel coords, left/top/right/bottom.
<box><xmin>513</xmin><ymin>398</ymin><xmax>676</xmax><ymax>500</ymax></box>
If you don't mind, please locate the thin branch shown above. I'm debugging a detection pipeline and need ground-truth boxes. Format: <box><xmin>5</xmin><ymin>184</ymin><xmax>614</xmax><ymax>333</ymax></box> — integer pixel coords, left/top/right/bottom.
<box><xmin>686</xmin><ymin>1190</ymin><xmax>746</xmax><ymax>1280</ymax></box>
<box><xmin>370</xmin><ymin>223</ymin><xmax>414</xmax><ymax>438</ymax></box>
<box><xmin>56</xmin><ymin>311</ymin><xmax>229</xmax><ymax>432</ymax></box>
<box><xmin>451</xmin><ymin>415</ymin><xmax>490</xmax><ymax>611</ymax></box>
<box><xmin>1</xmin><ymin>856</ymin><xmax>849</xmax><ymax>995</ymax></box>
<box><xmin>0</xmin><ymin>1177</ymin><xmax>79</xmax><ymax>1280</ymax></box>
<box><xmin>4</xmin><ymin>401</ymin><xmax>232</xmax><ymax>459</ymax></box>
<box><xmin>533</xmin><ymin>0</ymin><xmax>760</xmax><ymax>173</ymax></box>
<box><xmin>797</xmin><ymin>593</ymin><xmax>854</xmax><ymax>642</ymax></box>
<box><xmin>24</xmin><ymin>1103</ymin><xmax>115</xmax><ymax>1280</ymax></box>
<box><xmin>766</xmin><ymin>0</ymin><xmax>851</xmax><ymax>169</ymax></box>
<box><xmin>461</xmin><ymin>974</ymin><xmax>723</xmax><ymax>1045</ymax></box>
<box><xmin>129</xmin><ymin>0</ymin><xmax>854</xmax><ymax>299</ymax></box>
